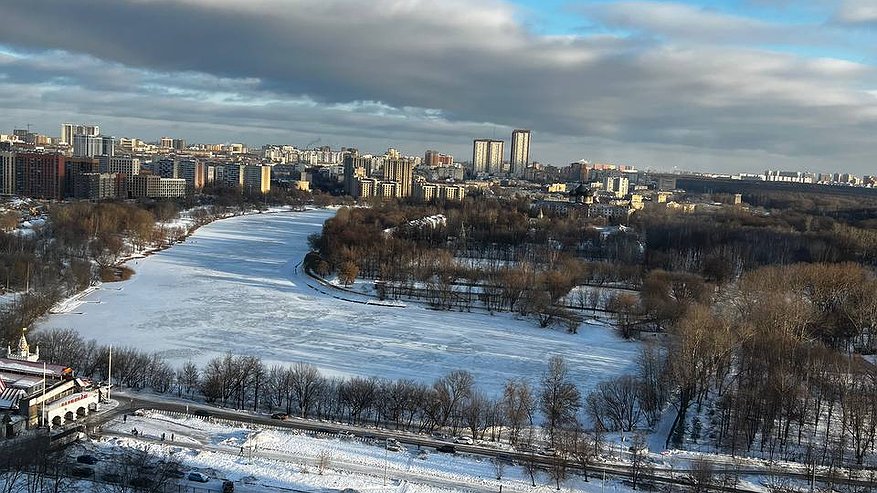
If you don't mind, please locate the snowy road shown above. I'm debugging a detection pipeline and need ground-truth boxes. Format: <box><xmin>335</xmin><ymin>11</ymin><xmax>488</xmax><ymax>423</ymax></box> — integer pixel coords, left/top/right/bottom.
<box><xmin>38</xmin><ymin>208</ymin><xmax>640</xmax><ymax>396</ymax></box>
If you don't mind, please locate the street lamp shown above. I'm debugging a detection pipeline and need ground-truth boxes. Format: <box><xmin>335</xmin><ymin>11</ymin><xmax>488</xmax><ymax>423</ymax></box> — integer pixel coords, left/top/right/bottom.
<box><xmin>383</xmin><ymin>438</ymin><xmax>389</xmax><ymax>486</ymax></box>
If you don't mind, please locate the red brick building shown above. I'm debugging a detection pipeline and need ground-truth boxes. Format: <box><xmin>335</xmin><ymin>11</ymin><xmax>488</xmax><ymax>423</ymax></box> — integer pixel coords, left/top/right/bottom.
<box><xmin>16</xmin><ymin>152</ymin><xmax>65</xmax><ymax>199</ymax></box>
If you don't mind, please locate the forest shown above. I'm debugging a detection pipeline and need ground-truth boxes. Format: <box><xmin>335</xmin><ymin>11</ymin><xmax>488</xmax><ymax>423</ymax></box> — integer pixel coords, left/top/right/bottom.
<box><xmin>306</xmin><ymin>193</ymin><xmax>877</xmax><ymax>472</ymax></box>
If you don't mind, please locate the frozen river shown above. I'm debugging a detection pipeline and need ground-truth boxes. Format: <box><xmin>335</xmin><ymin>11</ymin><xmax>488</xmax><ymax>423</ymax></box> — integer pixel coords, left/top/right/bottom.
<box><xmin>37</xmin><ymin>208</ymin><xmax>639</xmax><ymax>396</ymax></box>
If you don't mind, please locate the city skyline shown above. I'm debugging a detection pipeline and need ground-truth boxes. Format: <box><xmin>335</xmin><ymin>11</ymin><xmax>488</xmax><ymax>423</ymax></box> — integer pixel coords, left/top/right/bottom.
<box><xmin>0</xmin><ymin>1</ymin><xmax>875</xmax><ymax>173</ymax></box>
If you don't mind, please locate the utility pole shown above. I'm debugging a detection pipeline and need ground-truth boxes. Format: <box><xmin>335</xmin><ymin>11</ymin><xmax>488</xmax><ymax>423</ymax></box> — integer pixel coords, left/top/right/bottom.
<box><xmin>383</xmin><ymin>438</ymin><xmax>388</xmax><ymax>485</ymax></box>
<box><xmin>107</xmin><ymin>345</ymin><xmax>112</xmax><ymax>404</ymax></box>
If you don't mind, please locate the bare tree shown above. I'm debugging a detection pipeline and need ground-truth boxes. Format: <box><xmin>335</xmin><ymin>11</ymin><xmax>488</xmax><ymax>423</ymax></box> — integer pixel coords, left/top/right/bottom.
<box><xmin>434</xmin><ymin>370</ymin><xmax>474</xmax><ymax>431</ymax></box>
<box><xmin>317</xmin><ymin>450</ymin><xmax>332</xmax><ymax>475</ymax></box>
<box><xmin>628</xmin><ymin>433</ymin><xmax>652</xmax><ymax>490</ymax></box>
<box><xmin>689</xmin><ymin>459</ymin><xmax>715</xmax><ymax>493</ymax></box>
<box><xmin>503</xmin><ymin>378</ymin><xmax>536</xmax><ymax>445</ymax></box>
<box><xmin>540</xmin><ymin>356</ymin><xmax>581</xmax><ymax>445</ymax></box>
<box><xmin>290</xmin><ymin>361</ymin><xmax>325</xmax><ymax>419</ymax></box>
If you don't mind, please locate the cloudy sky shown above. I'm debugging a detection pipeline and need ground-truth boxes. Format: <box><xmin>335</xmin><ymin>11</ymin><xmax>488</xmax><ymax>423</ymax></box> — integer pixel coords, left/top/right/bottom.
<box><xmin>1</xmin><ymin>0</ymin><xmax>875</xmax><ymax>173</ymax></box>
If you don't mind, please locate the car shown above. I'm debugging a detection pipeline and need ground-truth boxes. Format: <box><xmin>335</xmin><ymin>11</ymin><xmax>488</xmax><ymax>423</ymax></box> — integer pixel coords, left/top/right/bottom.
<box><xmin>454</xmin><ymin>436</ymin><xmax>474</xmax><ymax>445</ymax></box>
<box><xmin>435</xmin><ymin>444</ymin><xmax>456</xmax><ymax>453</ymax></box>
<box><xmin>188</xmin><ymin>471</ymin><xmax>210</xmax><ymax>483</ymax></box>
<box><xmin>70</xmin><ymin>466</ymin><xmax>93</xmax><ymax>478</ymax></box>
<box><xmin>76</xmin><ymin>454</ymin><xmax>98</xmax><ymax>465</ymax></box>
<box><xmin>129</xmin><ymin>477</ymin><xmax>153</xmax><ymax>488</ymax></box>
<box><xmin>271</xmin><ymin>412</ymin><xmax>289</xmax><ymax>420</ymax></box>
<box><xmin>541</xmin><ymin>447</ymin><xmax>557</xmax><ymax>456</ymax></box>
<box><xmin>496</xmin><ymin>453</ymin><xmax>515</xmax><ymax>465</ymax></box>
<box><xmin>132</xmin><ymin>409</ymin><xmax>145</xmax><ymax>417</ymax></box>
<box><xmin>102</xmin><ymin>473</ymin><xmax>122</xmax><ymax>483</ymax></box>
<box><xmin>628</xmin><ymin>445</ymin><xmax>649</xmax><ymax>454</ymax></box>
<box><xmin>416</xmin><ymin>449</ymin><xmax>429</xmax><ymax>460</ymax></box>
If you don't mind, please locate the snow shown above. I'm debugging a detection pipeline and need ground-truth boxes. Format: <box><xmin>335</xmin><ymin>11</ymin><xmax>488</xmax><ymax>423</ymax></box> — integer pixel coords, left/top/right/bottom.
<box><xmin>78</xmin><ymin>410</ymin><xmax>644</xmax><ymax>492</ymax></box>
<box><xmin>37</xmin><ymin>208</ymin><xmax>640</xmax><ymax>396</ymax></box>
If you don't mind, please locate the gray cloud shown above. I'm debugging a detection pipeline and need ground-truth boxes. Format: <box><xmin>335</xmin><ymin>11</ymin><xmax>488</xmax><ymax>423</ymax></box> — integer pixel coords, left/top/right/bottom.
<box><xmin>583</xmin><ymin>1</ymin><xmax>822</xmax><ymax>45</ymax></box>
<box><xmin>836</xmin><ymin>0</ymin><xmax>877</xmax><ymax>25</ymax></box>
<box><xmin>0</xmin><ymin>0</ymin><xmax>876</xmax><ymax>173</ymax></box>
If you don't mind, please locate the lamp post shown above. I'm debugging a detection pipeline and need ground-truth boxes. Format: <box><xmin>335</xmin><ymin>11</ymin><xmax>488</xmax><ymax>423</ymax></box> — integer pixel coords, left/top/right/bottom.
<box><xmin>383</xmin><ymin>438</ymin><xmax>388</xmax><ymax>486</ymax></box>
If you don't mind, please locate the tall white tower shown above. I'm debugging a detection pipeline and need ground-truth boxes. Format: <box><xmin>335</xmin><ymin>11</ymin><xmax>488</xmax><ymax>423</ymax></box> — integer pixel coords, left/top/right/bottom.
<box><xmin>510</xmin><ymin>129</ymin><xmax>530</xmax><ymax>178</ymax></box>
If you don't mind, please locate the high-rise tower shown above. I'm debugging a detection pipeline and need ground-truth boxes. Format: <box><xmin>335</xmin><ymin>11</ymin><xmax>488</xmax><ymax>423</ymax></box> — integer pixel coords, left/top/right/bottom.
<box><xmin>510</xmin><ymin>129</ymin><xmax>530</xmax><ymax>178</ymax></box>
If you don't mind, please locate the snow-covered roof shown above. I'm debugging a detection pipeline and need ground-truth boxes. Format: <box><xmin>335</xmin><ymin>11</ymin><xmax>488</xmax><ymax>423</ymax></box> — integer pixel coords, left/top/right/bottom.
<box><xmin>0</xmin><ymin>372</ymin><xmax>43</xmax><ymax>390</ymax></box>
<box><xmin>0</xmin><ymin>358</ymin><xmax>68</xmax><ymax>377</ymax></box>
<box><xmin>0</xmin><ymin>388</ymin><xmax>24</xmax><ymax>410</ymax></box>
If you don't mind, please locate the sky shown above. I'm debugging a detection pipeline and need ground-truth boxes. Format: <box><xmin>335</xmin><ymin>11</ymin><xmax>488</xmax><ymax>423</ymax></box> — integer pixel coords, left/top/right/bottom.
<box><xmin>0</xmin><ymin>0</ymin><xmax>875</xmax><ymax>174</ymax></box>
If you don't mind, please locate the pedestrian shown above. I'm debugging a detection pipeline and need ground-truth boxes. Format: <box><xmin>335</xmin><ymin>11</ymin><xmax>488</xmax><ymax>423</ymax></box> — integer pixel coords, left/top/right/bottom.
<box><xmin>161</xmin><ymin>433</ymin><xmax>165</xmax><ymax>441</ymax></box>
<box><xmin>171</xmin><ymin>433</ymin><xmax>174</xmax><ymax>441</ymax></box>
<box><xmin>123</xmin><ymin>414</ymin><xmax>127</xmax><ymax>423</ymax></box>
<box><xmin>239</xmin><ymin>446</ymin><xmax>244</xmax><ymax>456</ymax></box>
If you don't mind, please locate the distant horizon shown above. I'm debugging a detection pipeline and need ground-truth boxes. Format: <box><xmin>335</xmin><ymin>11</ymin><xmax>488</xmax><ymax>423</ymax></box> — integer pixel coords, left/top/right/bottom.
<box><xmin>7</xmin><ymin>119</ymin><xmax>877</xmax><ymax>179</ymax></box>
<box><xmin>1</xmin><ymin>0</ymin><xmax>875</xmax><ymax>175</ymax></box>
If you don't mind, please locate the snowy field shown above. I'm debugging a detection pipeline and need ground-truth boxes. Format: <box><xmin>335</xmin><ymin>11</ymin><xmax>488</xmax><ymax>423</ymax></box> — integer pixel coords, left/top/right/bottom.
<box><xmin>37</xmin><ymin>208</ymin><xmax>640</xmax><ymax>396</ymax></box>
<box><xmin>69</xmin><ymin>410</ymin><xmax>642</xmax><ymax>493</ymax></box>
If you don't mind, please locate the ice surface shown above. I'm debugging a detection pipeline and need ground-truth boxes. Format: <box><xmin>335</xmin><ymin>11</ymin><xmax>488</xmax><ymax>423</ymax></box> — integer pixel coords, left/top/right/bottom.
<box><xmin>38</xmin><ymin>209</ymin><xmax>640</xmax><ymax>396</ymax></box>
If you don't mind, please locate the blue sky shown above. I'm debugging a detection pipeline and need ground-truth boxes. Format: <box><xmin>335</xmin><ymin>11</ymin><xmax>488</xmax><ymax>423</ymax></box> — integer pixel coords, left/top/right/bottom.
<box><xmin>0</xmin><ymin>0</ymin><xmax>875</xmax><ymax>173</ymax></box>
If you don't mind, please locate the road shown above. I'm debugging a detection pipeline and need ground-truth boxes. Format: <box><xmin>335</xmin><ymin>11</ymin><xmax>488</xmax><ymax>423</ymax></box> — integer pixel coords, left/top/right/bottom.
<box><xmin>74</xmin><ymin>391</ymin><xmax>877</xmax><ymax>493</ymax></box>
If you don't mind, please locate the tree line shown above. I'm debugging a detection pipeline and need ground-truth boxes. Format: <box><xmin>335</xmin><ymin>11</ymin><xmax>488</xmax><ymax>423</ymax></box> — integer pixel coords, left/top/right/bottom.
<box><xmin>609</xmin><ymin>261</ymin><xmax>877</xmax><ymax>472</ymax></box>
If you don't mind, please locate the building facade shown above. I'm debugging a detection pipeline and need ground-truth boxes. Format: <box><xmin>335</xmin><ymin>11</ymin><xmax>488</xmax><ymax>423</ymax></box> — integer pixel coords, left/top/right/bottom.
<box><xmin>472</xmin><ymin>139</ymin><xmax>504</xmax><ymax>175</ymax></box>
<box><xmin>509</xmin><ymin>129</ymin><xmax>530</xmax><ymax>178</ymax></box>
<box><xmin>384</xmin><ymin>158</ymin><xmax>414</xmax><ymax>198</ymax></box>
<box><xmin>15</xmin><ymin>153</ymin><xmax>65</xmax><ymax>200</ymax></box>
<box><xmin>60</xmin><ymin>123</ymin><xmax>99</xmax><ymax>146</ymax></box>
<box><xmin>242</xmin><ymin>165</ymin><xmax>271</xmax><ymax>194</ymax></box>
<box><xmin>0</xmin><ymin>152</ymin><xmax>15</xmax><ymax>195</ymax></box>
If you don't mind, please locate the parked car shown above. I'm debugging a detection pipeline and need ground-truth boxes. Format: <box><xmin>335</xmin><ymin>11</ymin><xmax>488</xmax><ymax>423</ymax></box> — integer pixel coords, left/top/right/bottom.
<box><xmin>70</xmin><ymin>466</ymin><xmax>93</xmax><ymax>478</ymax></box>
<box><xmin>385</xmin><ymin>439</ymin><xmax>403</xmax><ymax>451</ymax></box>
<box><xmin>76</xmin><ymin>454</ymin><xmax>98</xmax><ymax>465</ymax></box>
<box><xmin>102</xmin><ymin>473</ymin><xmax>122</xmax><ymax>483</ymax></box>
<box><xmin>435</xmin><ymin>444</ymin><xmax>456</xmax><ymax>453</ymax></box>
<box><xmin>130</xmin><ymin>477</ymin><xmax>153</xmax><ymax>488</ymax></box>
<box><xmin>271</xmin><ymin>412</ymin><xmax>289</xmax><ymax>420</ymax></box>
<box><xmin>454</xmin><ymin>436</ymin><xmax>474</xmax><ymax>445</ymax></box>
<box><xmin>188</xmin><ymin>471</ymin><xmax>210</xmax><ymax>483</ymax></box>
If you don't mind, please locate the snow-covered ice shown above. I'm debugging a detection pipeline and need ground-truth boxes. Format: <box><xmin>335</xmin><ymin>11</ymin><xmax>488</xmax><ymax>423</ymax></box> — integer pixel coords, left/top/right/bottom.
<box><xmin>37</xmin><ymin>209</ymin><xmax>640</xmax><ymax>396</ymax></box>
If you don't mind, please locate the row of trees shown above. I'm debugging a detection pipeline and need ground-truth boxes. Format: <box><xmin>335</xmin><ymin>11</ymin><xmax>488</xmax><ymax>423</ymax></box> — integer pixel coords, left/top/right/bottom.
<box><xmin>0</xmin><ymin>431</ymin><xmax>183</xmax><ymax>493</ymax></box>
<box><xmin>35</xmin><ymin>327</ymin><xmax>651</xmax><ymax>451</ymax></box>
<box><xmin>308</xmin><ymin>203</ymin><xmax>646</xmax><ymax>330</ymax></box>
